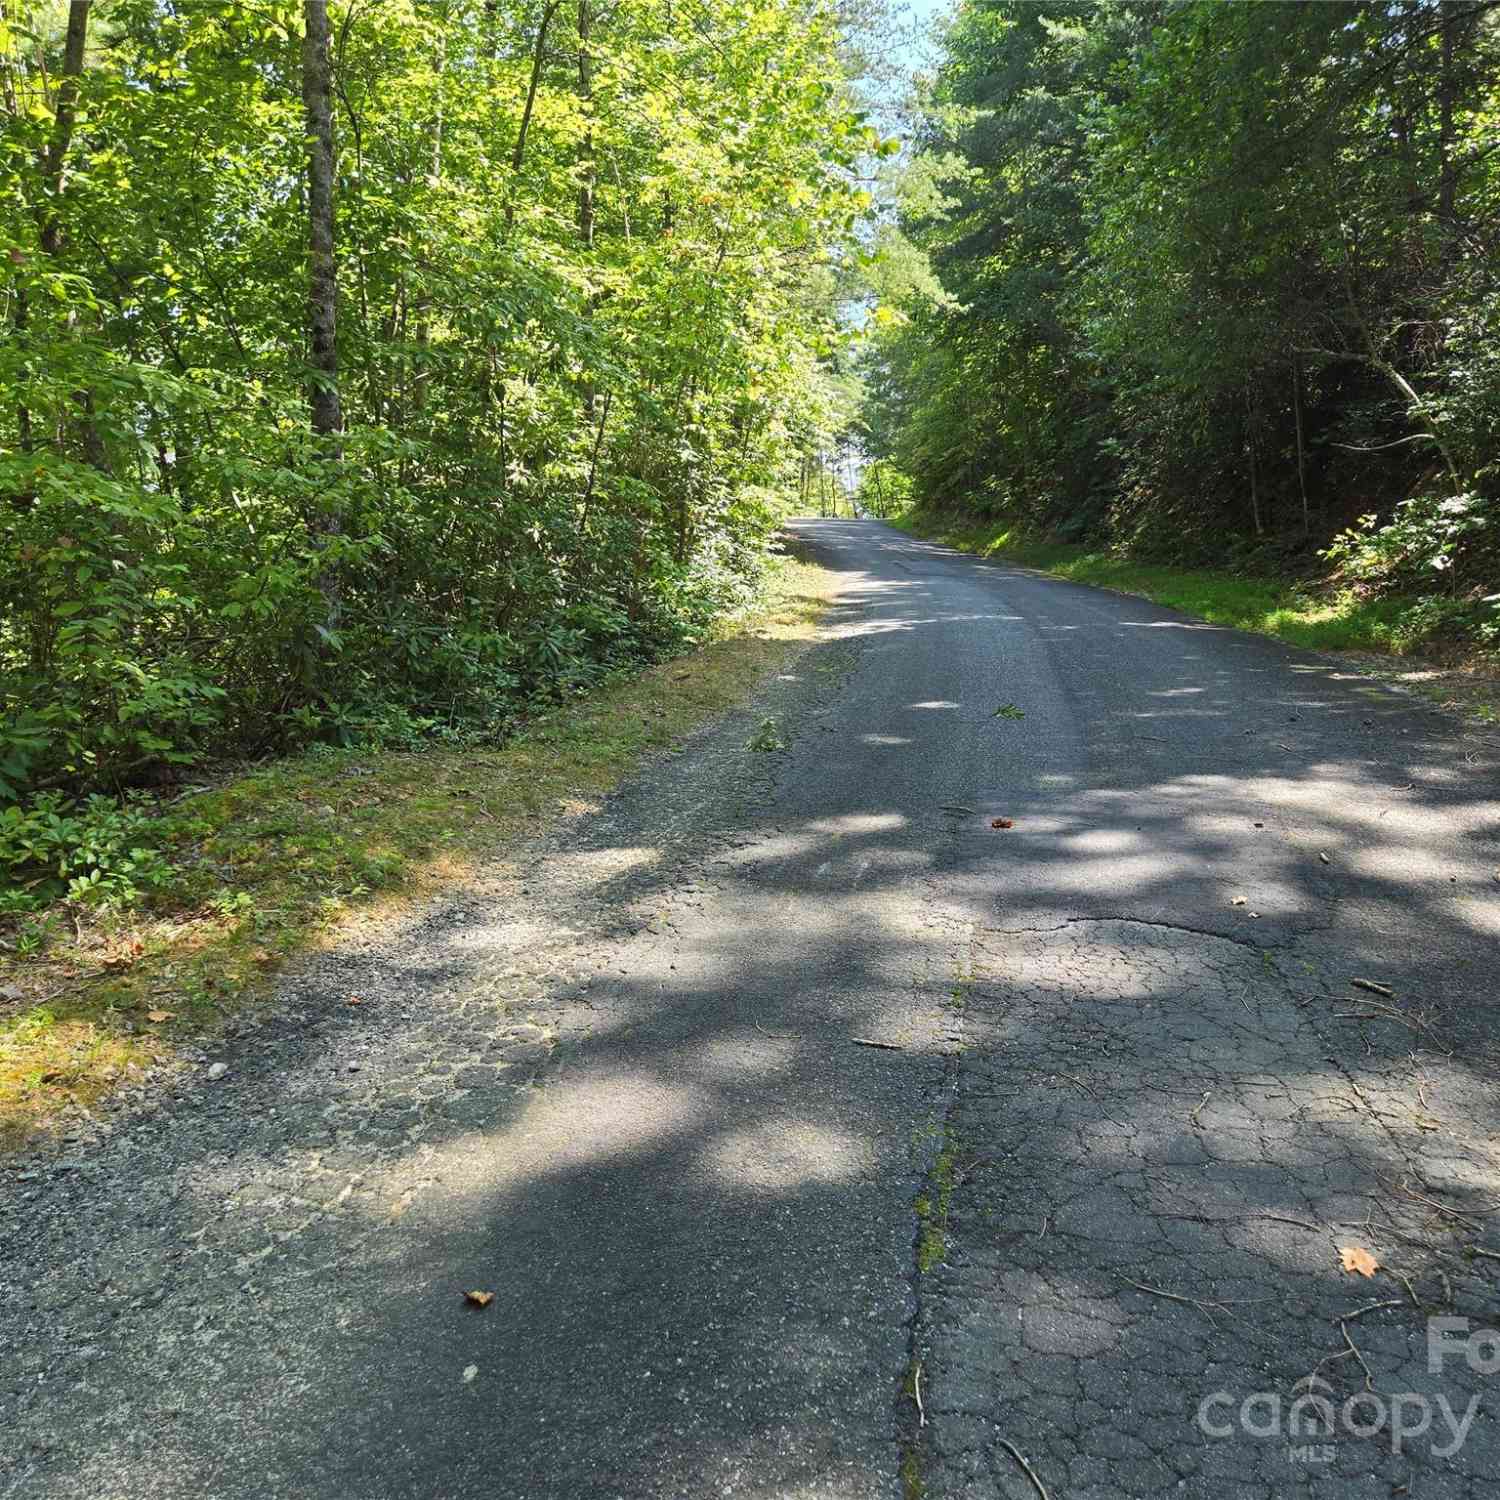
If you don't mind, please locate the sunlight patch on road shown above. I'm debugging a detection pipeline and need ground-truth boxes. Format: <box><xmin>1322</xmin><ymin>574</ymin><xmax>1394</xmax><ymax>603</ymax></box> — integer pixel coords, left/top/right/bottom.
<box><xmin>701</xmin><ymin>1119</ymin><xmax>873</xmax><ymax>1193</ymax></box>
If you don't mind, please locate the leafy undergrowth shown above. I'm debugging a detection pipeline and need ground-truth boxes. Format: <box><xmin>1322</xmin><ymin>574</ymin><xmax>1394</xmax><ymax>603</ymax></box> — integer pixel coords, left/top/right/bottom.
<box><xmin>0</xmin><ymin>546</ymin><xmax>835</xmax><ymax>1153</ymax></box>
<box><xmin>893</xmin><ymin>511</ymin><xmax>1500</xmax><ymax>718</ymax></box>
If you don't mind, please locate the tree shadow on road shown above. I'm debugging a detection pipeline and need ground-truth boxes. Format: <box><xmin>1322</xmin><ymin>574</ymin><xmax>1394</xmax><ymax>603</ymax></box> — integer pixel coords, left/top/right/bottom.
<box><xmin>15</xmin><ymin>519</ymin><xmax>1500</xmax><ymax>1499</ymax></box>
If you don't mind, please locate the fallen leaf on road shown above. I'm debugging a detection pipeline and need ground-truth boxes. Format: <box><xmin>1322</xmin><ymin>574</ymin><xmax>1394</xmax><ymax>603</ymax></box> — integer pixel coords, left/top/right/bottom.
<box><xmin>464</xmin><ymin>1290</ymin><xmax>494</xmax><ymax>1309</ymax></box>
<box><xmin>991</xmin><ymin>818</ymin><xmax>1013</xmax><ymax>830</ymax></box>
<box><xmin>1231</xmin><ymin>897</ymin><xmax>1247</xmax><ymax>906</ymax></box>
<box><xmin>1339</xmin><ymin>1245</ymin><xmax>1380</xmax><ymax>1278</ymax></box>
<box><xmin>146</xmin><ymin>1010</ymin><xmax>175</xmax><ymax>1024</ymax></box>
<box><xmin>346</xmin><ymin>996</ymin><xmax>366</xmax><ymax>1007</ymax></box>
<box><xmin>992</xmin><ymin>703</ymin><xmax>1025</xmax><ymax>720</ymax></box>
<box><xmin>462</xmin><ymin>1364</ymin><xmax>479</xmax><ymax>1383</ymax></box>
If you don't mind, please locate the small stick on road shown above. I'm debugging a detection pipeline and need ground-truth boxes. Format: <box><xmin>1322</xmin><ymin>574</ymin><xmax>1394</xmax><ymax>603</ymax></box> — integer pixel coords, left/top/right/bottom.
<box><xmin>850</xmin><ymin>1036</ymin><xmax>903</xmax><ymax>1050</ymax></box>
<box><xmin>1340</xmin><ymin>1299</ymin><xmax>1403</xmax><ymax>1322</ymax></box>
<box><xmin>1307</xmin><ymin>1320</ymin><xmax>1378</xmax><ymax>1393</ymax></box>
<box><xmin>1390</xmin><ymin>1178</ymin><xmax>1484</xmax><ymax>1229</ymax></box>
<box><xmin>913</xmin><ymin>1360</ymin><xmax>926</xmax><ymax>1428</ymax></box>
<box><xmin>1254</xmin><ymin>1213</ymin><xmax>1323</xmax><ymax>1232</ymax></box>
<box><xmin>1351</xmin><ymin>978</ymin><xmax>1395</xmax><ymax>998</ymax></box>
<box><xmin>996</xmin><ymin>1439</ymin><xmax>1051</xmax><ymax>1500</ymax></box>
<box><xmin>1120</xmin><ymin>1277</ymin><xmax>1260</xmax><ymax>1325</ymax></box>
<box><xmin>1341</xmin><ymin>1319</ymin><xmax>1377</xmax><ymax>1391</ymax></box>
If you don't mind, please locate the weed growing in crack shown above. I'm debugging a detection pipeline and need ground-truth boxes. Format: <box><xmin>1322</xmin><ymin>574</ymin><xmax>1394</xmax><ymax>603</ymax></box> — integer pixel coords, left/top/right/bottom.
<box><xmin>916</xmin><ymin>1130</ymin><xmax>959</xmax><ymax>1273</ymax></box>
<box><xmin>899</xmin><ymin>1442</ymin><xmax>927</xmax><ymax>1499</ymax></box>
<box><xmin>746</xmin><ymin>716</ymin><xmax>788</xmax><ymax>753</ymax></box>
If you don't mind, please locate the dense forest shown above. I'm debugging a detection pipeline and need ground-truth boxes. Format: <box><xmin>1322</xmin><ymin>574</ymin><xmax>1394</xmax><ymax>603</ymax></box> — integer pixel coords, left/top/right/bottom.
<box><xmin>7</xmin><ymin>0</ymin><xmax>1500</xmax><ymax>892</ymax></box>
<box><xmin>1</xmin><ymin>0</ymin><xmax>878</xmax><ymax>812</ymax></box>
<box><xmin>861</xmin><ymin>0</ymin><xmax>1500</xmax><ymax>648</ymax></box>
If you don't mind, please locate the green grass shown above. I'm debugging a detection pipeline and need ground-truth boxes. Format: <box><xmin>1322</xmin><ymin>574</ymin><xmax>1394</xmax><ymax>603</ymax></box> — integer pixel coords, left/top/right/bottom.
<box><xmin>892</xmin><ymin>510</ymin><xmax>1470</xmax><ymax>656</ymax></box>
<box><xmin>915</xmin><ymin>1128</ymin><xmax>959</xmax><ymax>1274</ymax></box>
<box><xmin>0</xmin><ymin>547</ymin><xmax>837</xmax><ymax>1152</ymax></box>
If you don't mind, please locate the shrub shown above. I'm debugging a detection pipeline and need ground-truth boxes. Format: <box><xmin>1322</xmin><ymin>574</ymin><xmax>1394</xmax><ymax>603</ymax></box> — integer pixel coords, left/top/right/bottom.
<box><xmin>0</xmin><ymin>793</ymin><xmax>181</xmax><ymax>915</ymax></box>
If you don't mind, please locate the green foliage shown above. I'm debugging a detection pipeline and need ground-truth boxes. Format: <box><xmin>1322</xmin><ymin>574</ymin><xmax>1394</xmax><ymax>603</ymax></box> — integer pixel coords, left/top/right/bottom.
<box><xmin>746</xmin><ymin>715</ymin><xmax>788</xmax><ymax>752</ymax></box>
<box><xmin>0</xmin><ymin>793</ymin><xmax>182</xmax><ymax>914</ymax></box>
<box><xmin>860</xmin><ymin>0</ymin><xmax>1500</xmax><ymax>644</ymax></box>
<box><xmin>899</xmin><ymin>509</ymin><xmax>1493</xmax><ymax>657</ymax></box>
<box><xmin>1324</xmin><ymin>493</ymin><xmax>1492</xmax><ymax>592</ymax></box>
<box><xmin>856</xmin><ymin>458</ymin><xmax>913</xmax><ymax>517</ymax></box>
<box><xmin>1</xmin><ymin>0</ymin><xmax>865</xmax><ymax>804</ymax></box>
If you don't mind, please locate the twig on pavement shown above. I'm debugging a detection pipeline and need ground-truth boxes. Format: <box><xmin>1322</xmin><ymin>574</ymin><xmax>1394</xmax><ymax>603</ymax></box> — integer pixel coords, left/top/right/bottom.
<box><xmin>996</xmin><ymin>1439</ymin><xmax>1051</xmax><ymax>1500</ymax></box>
<box><xmin>1340</xmin><ymin>1298</ymin><xmax>1403</xmax><ymax>1322</ymax></box>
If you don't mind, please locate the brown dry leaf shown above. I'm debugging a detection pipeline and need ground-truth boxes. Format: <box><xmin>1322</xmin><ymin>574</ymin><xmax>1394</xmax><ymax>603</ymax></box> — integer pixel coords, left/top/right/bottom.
<box><xmin>1339</xmin><ymin>1245</ymin><xmax>1380</xmax><ymax>1278</ymax></box>
<box><xmin>146</xmin><ymin>1010</ymin><xmax>176</xmax><ymax>1024</ymax></box>
<box><xmin>251</xmin><ymin>949</ymin><xmax>274</xmax><ymax>965</ymax></box>
<box><xmin>990</xmin><ymin>817</ymin><xmax>1014</xmax><ymax>830</ymax></box>
<box><xmin>103</xmin><ymin>940</ymin><xmax>145</xmax><ymax>970</ymax></box>
<box><xmin>346</xmin><ymin>995</ymin><xmax>366</xmax><ymax>1007</ymax></box>
<box><xmin>464</xmin><ymin>1290</ymin><xmax>494</xmax><ymax>1309</ymax></box>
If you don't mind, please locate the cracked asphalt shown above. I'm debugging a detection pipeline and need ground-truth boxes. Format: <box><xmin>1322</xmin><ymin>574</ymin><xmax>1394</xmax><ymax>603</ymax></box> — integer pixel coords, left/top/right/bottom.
<box><xmin>4</xmin><ymin>518</ymin><xmax>1500</xmax><ymax>1499</ymax></box>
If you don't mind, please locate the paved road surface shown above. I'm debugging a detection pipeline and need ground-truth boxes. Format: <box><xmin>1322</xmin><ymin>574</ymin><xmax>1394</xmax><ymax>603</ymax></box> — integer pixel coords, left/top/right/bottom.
<box><xmin>4</xmin><ymin>519</ymin><xmax>1499</xmax><ymax>1498</ymax></box>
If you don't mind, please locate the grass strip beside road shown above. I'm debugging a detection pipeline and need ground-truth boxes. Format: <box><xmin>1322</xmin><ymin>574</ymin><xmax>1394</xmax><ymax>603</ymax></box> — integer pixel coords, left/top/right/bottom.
<box><xmin>0</xmin><ymin>545</ymin><xmax>836</xmax><ymax>1153</ymax></box>
<box><xmin>893</xmin><ymin>510</ymin><xmax>1500</xmax><ymax>722</ymax></box>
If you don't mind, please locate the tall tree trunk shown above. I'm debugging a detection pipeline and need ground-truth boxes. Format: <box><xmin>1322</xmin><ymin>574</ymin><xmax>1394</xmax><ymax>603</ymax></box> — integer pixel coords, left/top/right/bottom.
<box><xmin>577</xmin><ymin>0</ymin><xmax>596</xmax><ymax>419</ymax></box>
<box><xmin>32</xmin><ymin>1</ymin><xmax>110</xmax><ymax>476</ymax></box>
<box><xmin>303</xmin><ymin>0</ymin><xmax>342</xmax><ymax>450</ymax></box>
<box><xmin>1</xmin><ymin>0</ymin><xmax>35</xmax><ymax>506</ymax></box>
<box><xmin>1438</xmin><ymin>1</ymin><xmax>1458</xmax><ymax>226</ymax></box>
<box><xmin>1245</xmin><ymin>386</ymin><xmax>1262</xmax><ymax>536</ymax></box>
<box><xmin>302</xmin><ymin>0</ymin><xmax>343</xmax><ymax>629</ymax></box>
<box><xmin>1291</xmin><ymin>356</ymin><xmax>1309</xmax><ymax>537</ymax></box>
<box><xmin>412</xmin><ymin>25</ymin><xmax>445</xmax><ymax>416</ymax></box>
<box><xmin>38</xmin><ymin>0</ymin><xmax>90</xmax><ymax>258</ymax></box>
<box><xmin>577</xmin><ymin>0</ymin><xmax>595</xmax><ymax>254</ymax></box>
<box><xmin>506</xmin><ymin>0</ymin><xmax>561</xmax><ymax>229</ymax></box>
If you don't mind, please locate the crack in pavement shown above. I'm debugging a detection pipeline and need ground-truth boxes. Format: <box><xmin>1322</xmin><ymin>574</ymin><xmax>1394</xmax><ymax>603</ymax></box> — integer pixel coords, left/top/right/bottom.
<box><xmin>983</xmin><ymin>916</ymin><xmax>1277</xmax><ymax>952</ymax></box>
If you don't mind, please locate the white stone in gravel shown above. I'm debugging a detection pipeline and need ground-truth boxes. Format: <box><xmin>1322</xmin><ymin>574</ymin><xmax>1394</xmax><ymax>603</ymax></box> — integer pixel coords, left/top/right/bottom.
<box><xmin>206</xmin><ymin>1062</ymin><xmax>229</xmax><ymax>1081</ymax></box>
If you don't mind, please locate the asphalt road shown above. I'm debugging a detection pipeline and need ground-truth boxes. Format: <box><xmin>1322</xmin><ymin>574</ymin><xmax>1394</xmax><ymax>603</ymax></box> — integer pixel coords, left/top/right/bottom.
<box><xmin>4</xmin><ymin>519</ymin><xmax>1499</xmax><ymax>1499</ymax></box>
